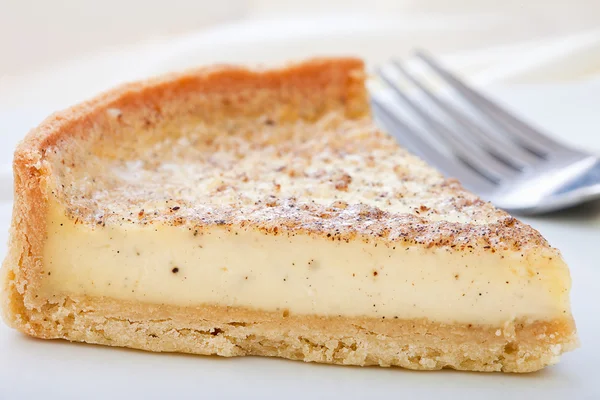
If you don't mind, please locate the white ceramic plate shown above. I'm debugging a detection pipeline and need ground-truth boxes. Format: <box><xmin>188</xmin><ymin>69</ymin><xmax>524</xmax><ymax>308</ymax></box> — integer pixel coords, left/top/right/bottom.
<box><xmin>1</xmin><ymin>16</ymin><xmax>599</xmax><ymax>399</ymax></box>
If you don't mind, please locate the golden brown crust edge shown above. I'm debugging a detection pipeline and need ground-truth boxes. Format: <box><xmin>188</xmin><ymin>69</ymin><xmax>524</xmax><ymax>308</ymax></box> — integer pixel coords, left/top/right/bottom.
<box><xmin>1</xmin><ymin>58</ymin><xmax>368</xmax><ymax>329</ymax></box>
<box><xmin>29</xmin><ymin>296</ymin><xmax>578</xmax><ymax>373</ymax></box>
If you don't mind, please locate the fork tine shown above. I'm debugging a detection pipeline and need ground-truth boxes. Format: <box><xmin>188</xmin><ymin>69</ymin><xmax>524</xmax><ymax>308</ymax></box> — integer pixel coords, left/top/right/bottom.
<box><xmin>371</xmin><ymin>98</ymin><xmax>496</xmax><ymax>195</ymax></box>
<box><xmin>376</xmin><ymin>67</ymin><xmax>517</xmax><ymax>183</ymax></box>
<box><xmin>371</xmin><ymin>99</ymin><xmax>436</xmax><ymax>160</ymax></box>
<box><xmin>390</xmin><ymin>60</ymin><xmax>540</xmax><ymax>170</ymax></box>
<box><xmin>414</xmin><ymin>49</ymin><xmax>566</xmax><ymax>156</ymax></box>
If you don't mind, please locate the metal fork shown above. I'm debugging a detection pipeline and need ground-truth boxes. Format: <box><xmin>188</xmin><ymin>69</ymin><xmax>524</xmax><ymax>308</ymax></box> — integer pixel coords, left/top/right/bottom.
<box><xmin>371</xmin><ymin>50</ymin><xmax>600</xmax><ymax>215</ymax></box>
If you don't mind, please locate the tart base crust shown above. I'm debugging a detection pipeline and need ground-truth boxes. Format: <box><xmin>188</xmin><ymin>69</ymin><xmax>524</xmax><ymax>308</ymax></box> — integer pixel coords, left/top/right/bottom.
<box><xmin>7</xmin><ymin>295</ymin><xmax>577</xmax><ymax>373</ymax></box>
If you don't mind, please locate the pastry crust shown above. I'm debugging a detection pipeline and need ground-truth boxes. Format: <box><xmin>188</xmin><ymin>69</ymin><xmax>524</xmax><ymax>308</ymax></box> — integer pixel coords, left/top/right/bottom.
<box><xmin>1</xmin><ymin>58</ymin><xmax>577</xmax><ymax>372</ymax></box>
<box><xmin>27</xmin><ymin>296</ymin><xmax>577</xmax><ymax>373</ymax></box>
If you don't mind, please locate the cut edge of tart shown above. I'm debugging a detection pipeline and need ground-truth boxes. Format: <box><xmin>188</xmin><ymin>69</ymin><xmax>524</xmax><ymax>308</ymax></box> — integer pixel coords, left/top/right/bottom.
<box><xmin>1</xmin><ymin>58</ymin><xmax>577</xmax><ymax>372</ymax></box>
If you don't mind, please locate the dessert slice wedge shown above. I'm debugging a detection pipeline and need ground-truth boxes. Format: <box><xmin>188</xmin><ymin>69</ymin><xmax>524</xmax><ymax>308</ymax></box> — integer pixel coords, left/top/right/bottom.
<box><xmin>1</xmin><ymin>58</ymin><xmax>577</xmax><ymax>372</ymax></box>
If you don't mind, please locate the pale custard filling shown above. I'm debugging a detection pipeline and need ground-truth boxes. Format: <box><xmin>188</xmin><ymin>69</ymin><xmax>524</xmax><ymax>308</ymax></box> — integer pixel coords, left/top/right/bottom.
<box><xmin>39</xmin><ymin>200</ymin><xmax>572</xmax><ymax>325</ymax></box>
